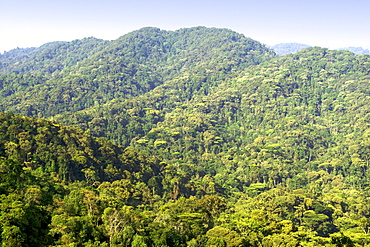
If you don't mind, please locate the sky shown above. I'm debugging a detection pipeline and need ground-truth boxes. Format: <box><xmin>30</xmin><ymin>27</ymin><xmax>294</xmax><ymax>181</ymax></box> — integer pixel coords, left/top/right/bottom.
<box><xmin>1</xmin><ymin>0</ymin><xmax>370</xmax><ymax>53</ymax></box>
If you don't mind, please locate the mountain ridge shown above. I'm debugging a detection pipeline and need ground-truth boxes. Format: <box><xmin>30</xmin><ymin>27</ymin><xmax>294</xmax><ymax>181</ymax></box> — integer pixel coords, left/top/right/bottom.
<box><xmin>0</xmin><ymin>26</ymin><xmax>276</xmax><ymax>118</ymax></box>
<box><xmin>271</xmin><ymin>42</ymin><xmax>370</xmax><ymax>56</ymax></box>
<box><xmin>2</xmin><ymin>27</ymin><xmax>370</xmax><ymax>246</ymax></box>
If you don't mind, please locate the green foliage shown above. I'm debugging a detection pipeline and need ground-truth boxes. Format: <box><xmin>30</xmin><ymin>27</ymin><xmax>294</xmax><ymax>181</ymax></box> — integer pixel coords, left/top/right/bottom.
<box><xmin>0</xmin><ymin>112</ymin><xmax>163</xmax><ymax>185</ymax></box>
<box><xmin>0</xmin><ymin>27</ymin><xmax>275</xmax><ymax>119</ymax></box>
<box><xmin>2</xmin><ymin>27</ymin><xmax>370</xmax><ymax>246</ymax></box>
<box><xmin>0</xmin><ymin>159</ymin><xmax>59</xmax><ymax>246</ymax></box>
<box><xmin>0</xmin><ymin>38</ymin><xmax>108</xmax><ymax>75</ymax></box>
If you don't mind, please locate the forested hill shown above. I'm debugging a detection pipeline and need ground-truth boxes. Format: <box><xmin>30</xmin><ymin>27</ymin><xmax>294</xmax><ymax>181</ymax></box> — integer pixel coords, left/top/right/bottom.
<box><xmin>0</xmin><ymin>112</ymin><xmax>164</xmax><ymax>183</ymax></box>
<box><xmin>0</xmin><ymin>38</ymin><xmax>108</xmax><ymax>74</ymax></box>
<box><xmin>0</xmin><ymin>27</ymin><xmax>276</xmax><ymax>117</ymax></box>
<box><xmin>133</xmin><ymin>47</ymin><xmax>370</xmax><ymax>188</ymax></box>
<box><xmin>2</xmin><ymin>27</ymin><xmax>370</xmax><ymax>246</ymax></box>
<box><xmin>51</xmin><ymin>47</ymin><xmax>370</xmax><ymax>245</ymax></box>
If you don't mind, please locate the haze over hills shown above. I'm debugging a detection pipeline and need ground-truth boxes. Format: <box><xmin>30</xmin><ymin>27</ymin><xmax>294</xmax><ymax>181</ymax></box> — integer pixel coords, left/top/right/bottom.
<box><xmin>339</xmin><ymin>46</ymin><xmax>370</xmax><ymax>55</ymax></box>
<box><xmin>1</xmin><ymin>27</ymin><xmax>370</xmax><ymax>246</ymax></box>
<box><xmin>271</xmin><ymin>42</ymin><xmax>370</xmax><ymax>56</ymax></box>
<box><xmin>271</xmin><ymin>43</ymin><xmax>311</xmax><ymax>55</ymax></box>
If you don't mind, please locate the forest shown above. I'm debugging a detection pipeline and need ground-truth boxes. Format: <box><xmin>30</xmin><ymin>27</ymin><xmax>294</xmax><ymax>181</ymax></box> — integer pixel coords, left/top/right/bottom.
<box><xmin>1</xmin><ymin>26</ymin><xmax>370</xmax><ymax>246</ymax></box>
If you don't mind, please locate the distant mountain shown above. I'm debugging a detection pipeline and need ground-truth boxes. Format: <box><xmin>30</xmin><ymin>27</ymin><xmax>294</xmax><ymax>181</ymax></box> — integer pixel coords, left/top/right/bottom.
<box><xmin>272</xmin><ymin>43</ymin><xmax>370</xmax><ymax>56</ymax></box>
<box><xmin>271</xmin><ymin>43</ymin><xmax>311</xmax><ymax>55</ymax></box>
<box><xmin>0</xmin><ymin>38</ymin><xmax>108</xmax><ymax>74</ymax></box>
<box><xmin>339</xmin><ymin>46</ymin><xmax>370</xmax><ymax>55</ymax></box>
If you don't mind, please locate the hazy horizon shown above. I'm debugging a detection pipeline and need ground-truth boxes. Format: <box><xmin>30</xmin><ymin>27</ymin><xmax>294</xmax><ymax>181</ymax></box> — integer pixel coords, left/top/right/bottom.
<box><xmin>1</xmin><ymin>0</ymin><xmax>370</xmax><ymax>53</ymax></box>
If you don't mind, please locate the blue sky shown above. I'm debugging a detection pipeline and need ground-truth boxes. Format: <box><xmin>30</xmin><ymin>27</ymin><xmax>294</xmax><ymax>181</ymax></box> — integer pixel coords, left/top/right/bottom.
<box><xmin>1</xmin><ymin>0</ymin><xmax>370</xmax><ymax>52</ymax></box>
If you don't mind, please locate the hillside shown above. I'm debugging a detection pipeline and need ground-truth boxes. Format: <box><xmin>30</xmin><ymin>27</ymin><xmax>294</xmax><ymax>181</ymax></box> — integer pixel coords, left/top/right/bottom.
<box><xmin>0</xmin><ymin>111</ymin><xmax>165</xmax><ymax>183</ymax></box>
<box><xmin>0</xmin><ymin>27</ymin><xmax>276</xmax><ymax>118</ymax></box>
<box><xmin>53</xmin><ymin>46</ymin><xmax>370</xmax><ymax>245</ymax></box>
<box><xmin>2</xmin><ymin>27</ymin><xmax>370</xmax><ymax>246</ymax></box>
<box><xmin>136</xmin><ymin>47</ymin><xmax>370</xmax><ymax>189</ymax></box>
<box><xmin>0</xmin><ymin>38</ymin><xmax>108</xmax><ymax>74</ymax></box>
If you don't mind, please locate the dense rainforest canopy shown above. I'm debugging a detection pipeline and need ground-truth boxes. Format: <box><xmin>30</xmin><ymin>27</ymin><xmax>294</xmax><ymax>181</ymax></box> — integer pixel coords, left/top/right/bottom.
<box><xmin>1</xmin><ymin>27</ymin><xmax>370</xmax><ymax>246</ymax></box>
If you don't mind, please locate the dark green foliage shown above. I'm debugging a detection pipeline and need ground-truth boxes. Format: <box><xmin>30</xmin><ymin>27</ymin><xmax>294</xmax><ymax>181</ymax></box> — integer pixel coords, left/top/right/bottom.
<box><xmin>0</xmin><ymin>158</ymin><xmax>59</xmax><ymax>246</ymax></box>
<box><xmin>2</xmin><ymin>27</ymin><xmax>370</xmax><ymax>246</ymax></box>
<box><xmin>0</xmin><ymin>26</ymin><xmax>276</xmax><ymax>118</ymax></box>
<box><xmin>0</xmin><ymin>112</ymin><xmax>163</xmax><ymax>185</ymax></box>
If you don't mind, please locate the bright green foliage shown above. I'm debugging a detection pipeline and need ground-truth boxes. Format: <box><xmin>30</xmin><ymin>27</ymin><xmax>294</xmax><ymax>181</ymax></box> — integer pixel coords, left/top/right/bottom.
<box><xmin>0</xmin><ymin>112</ymin><xmax>163</xmax><ymax>186</ymax></box>
<box><xmin>1</xmin><ymin>27</ymin><xmax>370</xmax><ymax>246</ymax></box>
<box><xmin>0</xmin><ymin>159</ymin><xmax>58</xmax><ymax>246</ymax></box>
<box><xmin>206</xmin><ymin>226</ymin><xmax>246</xmax><ymax>246</ymax></box>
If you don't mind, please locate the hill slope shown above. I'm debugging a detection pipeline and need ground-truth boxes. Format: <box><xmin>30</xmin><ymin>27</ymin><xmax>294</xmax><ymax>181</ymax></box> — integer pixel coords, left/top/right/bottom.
<box><xmin>0</xmin><ymin>38</ymin><xmax>108</xmax><ymax>74</ymax></box>
<box><xmin>0</xmin><ymin>27</ymin><xmax>276</xmax><ymax>118</ymax></box>
<box><xmin>2</xmin><ymin>28</ymin><xmax>370</xmax><ymax>246</ymax></box>
<box><xmin>0</xmin><ymin>112</ymin><xmax>163</xmax><ymax>184</ymax></box>
<box><xmin>133</xmin><ymin>47</ymin><xmax>370</xmax><ymax>189</ymax></box>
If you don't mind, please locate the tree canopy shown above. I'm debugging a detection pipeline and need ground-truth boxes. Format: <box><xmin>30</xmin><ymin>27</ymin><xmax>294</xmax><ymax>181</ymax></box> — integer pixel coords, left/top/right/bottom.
<box><xmin>1</xmin><ymin>27</ymin><xmax>370</xmax><ymax>246</ymax></box>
